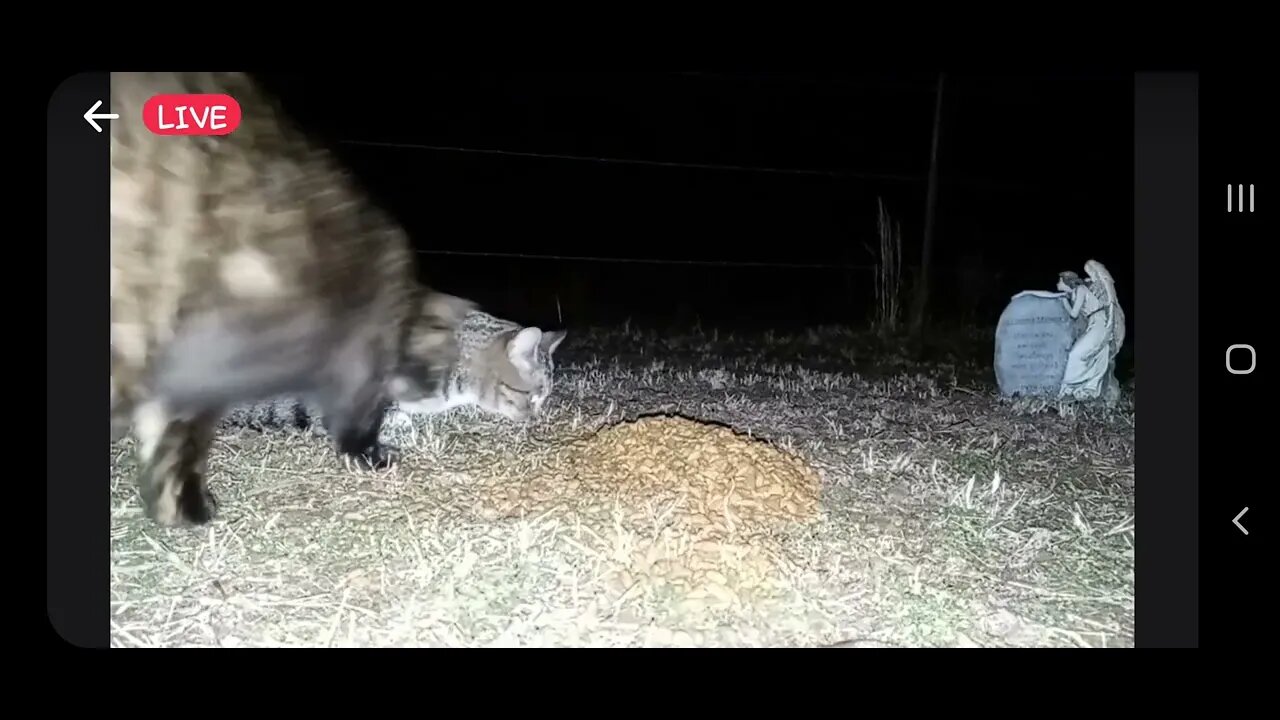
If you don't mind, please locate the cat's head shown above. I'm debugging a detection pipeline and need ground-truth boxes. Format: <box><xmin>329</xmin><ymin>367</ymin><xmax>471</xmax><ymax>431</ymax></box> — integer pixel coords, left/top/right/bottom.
<box><xmin>387</xmin><ymin>290</ymin><xmax>476</xmax><ymax>404</ymax></box>
<box><xmin>482</xmin><ymin>326</ymin><xmax>567</xmax><ymax>422</ymax></box>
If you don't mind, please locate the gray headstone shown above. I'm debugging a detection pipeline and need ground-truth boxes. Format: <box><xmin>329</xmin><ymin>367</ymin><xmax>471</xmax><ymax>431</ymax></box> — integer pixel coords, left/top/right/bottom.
<box><xmin>994</xmin><ymin>291</ymin><xmax>1075</xmax><ymax>397</ymax></box>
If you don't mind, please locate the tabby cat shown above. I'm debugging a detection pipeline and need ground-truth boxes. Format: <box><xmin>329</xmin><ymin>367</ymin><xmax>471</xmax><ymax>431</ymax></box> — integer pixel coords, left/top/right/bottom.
<box><xmin>109</xmin><ymin>71</ymin><xmax>469</xmax><ymax>527</ymax></box>
<box><xmin>227</xmin><ymin>307</ymin><xmax>567</xmax><ymax>431</ymax></box>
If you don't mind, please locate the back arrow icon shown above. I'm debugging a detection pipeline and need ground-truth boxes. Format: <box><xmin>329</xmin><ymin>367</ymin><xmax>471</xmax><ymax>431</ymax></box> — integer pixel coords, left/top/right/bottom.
<box><xmin>1234</xmin><ymin>507</ymin><xmax>1249</xmax><ymax>535</ymax></box>
<box><xmin>84</xmin><ymin>100</ymin><xmax>119</xmax><ymax>133</ymax></box>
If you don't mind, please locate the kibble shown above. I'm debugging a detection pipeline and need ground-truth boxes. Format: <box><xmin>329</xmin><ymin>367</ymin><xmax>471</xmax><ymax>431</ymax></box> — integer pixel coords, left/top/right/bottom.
<box><xmin>465</xmin><ymin>415</ymin><xmax>823</xmax><ymax>630</ymax></box>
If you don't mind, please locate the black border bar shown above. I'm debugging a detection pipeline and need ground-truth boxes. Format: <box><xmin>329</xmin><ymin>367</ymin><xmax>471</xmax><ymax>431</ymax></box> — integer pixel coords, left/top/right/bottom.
<box><xmin>1200</xmin><ymin>72</ymin><xmax>1269</xmax><ymax>648</ymax></box>
<box><xmin>1134</xmin><ymin>73</ymin><xmax>1198</xmax><ymax>647</ymax></box>
<box><xmin>47</xmin><ymin>72</ymin><xmax>110</xmax><ymax>648</ymax></box>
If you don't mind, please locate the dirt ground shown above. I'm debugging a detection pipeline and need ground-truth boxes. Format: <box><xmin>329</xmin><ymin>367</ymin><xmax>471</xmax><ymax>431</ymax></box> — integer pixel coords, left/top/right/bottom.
<box><xmin>108</xmin><ymin>324</ymin><xmax>1135</xmax><ymax>648</ymax></box>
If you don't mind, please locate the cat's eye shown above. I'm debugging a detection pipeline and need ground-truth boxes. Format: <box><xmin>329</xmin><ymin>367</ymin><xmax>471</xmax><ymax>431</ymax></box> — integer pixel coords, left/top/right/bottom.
<box><xmin>499</xmin><ymin>382</ymin><xmax>532</xmax><ymax>396</ymax></box>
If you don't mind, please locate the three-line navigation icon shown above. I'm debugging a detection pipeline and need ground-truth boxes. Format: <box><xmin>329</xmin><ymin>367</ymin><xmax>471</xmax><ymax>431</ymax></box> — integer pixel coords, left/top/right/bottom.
<box><xmin>1227</xmin><ymin>184</ymin><xmax>1255</xmax><ymax>213</ymax></box>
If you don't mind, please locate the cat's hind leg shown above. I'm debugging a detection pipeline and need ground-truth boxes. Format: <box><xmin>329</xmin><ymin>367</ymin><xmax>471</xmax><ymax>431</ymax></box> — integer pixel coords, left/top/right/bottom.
<box><xmin>315</xmin><ymin>340</ymin><xmax>399</xmax><ymax>472</ymax></box>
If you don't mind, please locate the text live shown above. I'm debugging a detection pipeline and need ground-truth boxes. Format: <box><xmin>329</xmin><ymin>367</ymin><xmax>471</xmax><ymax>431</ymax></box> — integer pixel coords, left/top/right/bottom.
<box><xmin>142</xmin><ymin>94</ymin><xmax>241</xmax><ymax>136</ymax></box>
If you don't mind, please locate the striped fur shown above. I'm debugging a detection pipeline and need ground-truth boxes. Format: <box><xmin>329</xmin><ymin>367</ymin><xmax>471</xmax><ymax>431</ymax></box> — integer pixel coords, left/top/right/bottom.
<box><xmin>225</xmin><ymin>308</ymin><xmax>566</xmax><ymax>432</ymax></box>
<box><xmin>109</xmin><ymin>72</ymin><xmax>468</xmax><ymax>526</ymax></box>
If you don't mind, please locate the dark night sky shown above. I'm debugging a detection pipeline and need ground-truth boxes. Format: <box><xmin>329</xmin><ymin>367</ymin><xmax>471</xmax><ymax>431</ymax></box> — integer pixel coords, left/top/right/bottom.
<box><xmin>251</xmin><ymin>72</ymin><xmax>1134</xmax><ymax>334</ymax></box>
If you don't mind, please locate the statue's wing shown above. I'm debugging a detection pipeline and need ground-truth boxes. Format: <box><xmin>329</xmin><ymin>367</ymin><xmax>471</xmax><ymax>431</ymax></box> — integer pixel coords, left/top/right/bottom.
<box><xmin>1084</xmin><ymin>259</ymin><xmax>1125</xmax><ymax>352</ymax></box>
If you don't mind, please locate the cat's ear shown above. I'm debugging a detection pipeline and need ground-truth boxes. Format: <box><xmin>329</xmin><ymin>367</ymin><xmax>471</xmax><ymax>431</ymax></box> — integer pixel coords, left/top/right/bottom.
<box><xmin>540</xmin><ymin>329</ymin><xmax>566</xmax><ymax>356</ymax></box>
<box><xmin>507</xmin><ymin>327</ymin><xmax>543</xmax><ymax>368</ymax></box>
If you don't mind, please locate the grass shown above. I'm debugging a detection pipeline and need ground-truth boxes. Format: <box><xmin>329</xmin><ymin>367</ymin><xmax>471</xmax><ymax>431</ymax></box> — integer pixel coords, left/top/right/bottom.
<box><xmin>108</xmin><ymin>323</ymin><xmax>1135</xmax><ymax>648</ymax></box>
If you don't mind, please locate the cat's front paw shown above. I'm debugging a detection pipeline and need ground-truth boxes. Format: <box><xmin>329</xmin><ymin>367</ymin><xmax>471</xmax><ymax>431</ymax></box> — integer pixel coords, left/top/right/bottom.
<box><xmin>341</xmin><ymin>442</ymin><xmax>400</xmax><ymax>472</ymax></box>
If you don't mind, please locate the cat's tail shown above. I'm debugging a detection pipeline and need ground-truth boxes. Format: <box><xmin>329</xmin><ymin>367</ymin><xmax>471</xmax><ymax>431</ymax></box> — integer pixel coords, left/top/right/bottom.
<box><xmin>421</xmin><ymin>290</ymin><xmax>477</xmax><ymax>329</ymax></box>
<box><xmin>404</xmin><ymin>289</ymin><xmax>478</xmax><ymax>394</ymax></box>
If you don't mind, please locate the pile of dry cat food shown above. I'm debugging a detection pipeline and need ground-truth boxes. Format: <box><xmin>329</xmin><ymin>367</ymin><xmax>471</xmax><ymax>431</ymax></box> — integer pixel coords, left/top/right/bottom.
<box><xmin>475</xmin><ymin>415</ymin><xmax>824</xmax><ymax>617</ymax></box>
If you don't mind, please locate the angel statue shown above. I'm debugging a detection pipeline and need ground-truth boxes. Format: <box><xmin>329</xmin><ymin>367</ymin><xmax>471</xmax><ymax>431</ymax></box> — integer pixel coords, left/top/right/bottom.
<box><xmin>1056</xmin><ymin>259</ymin><xmax>1125</xmax><ymax>405</ymax></box>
